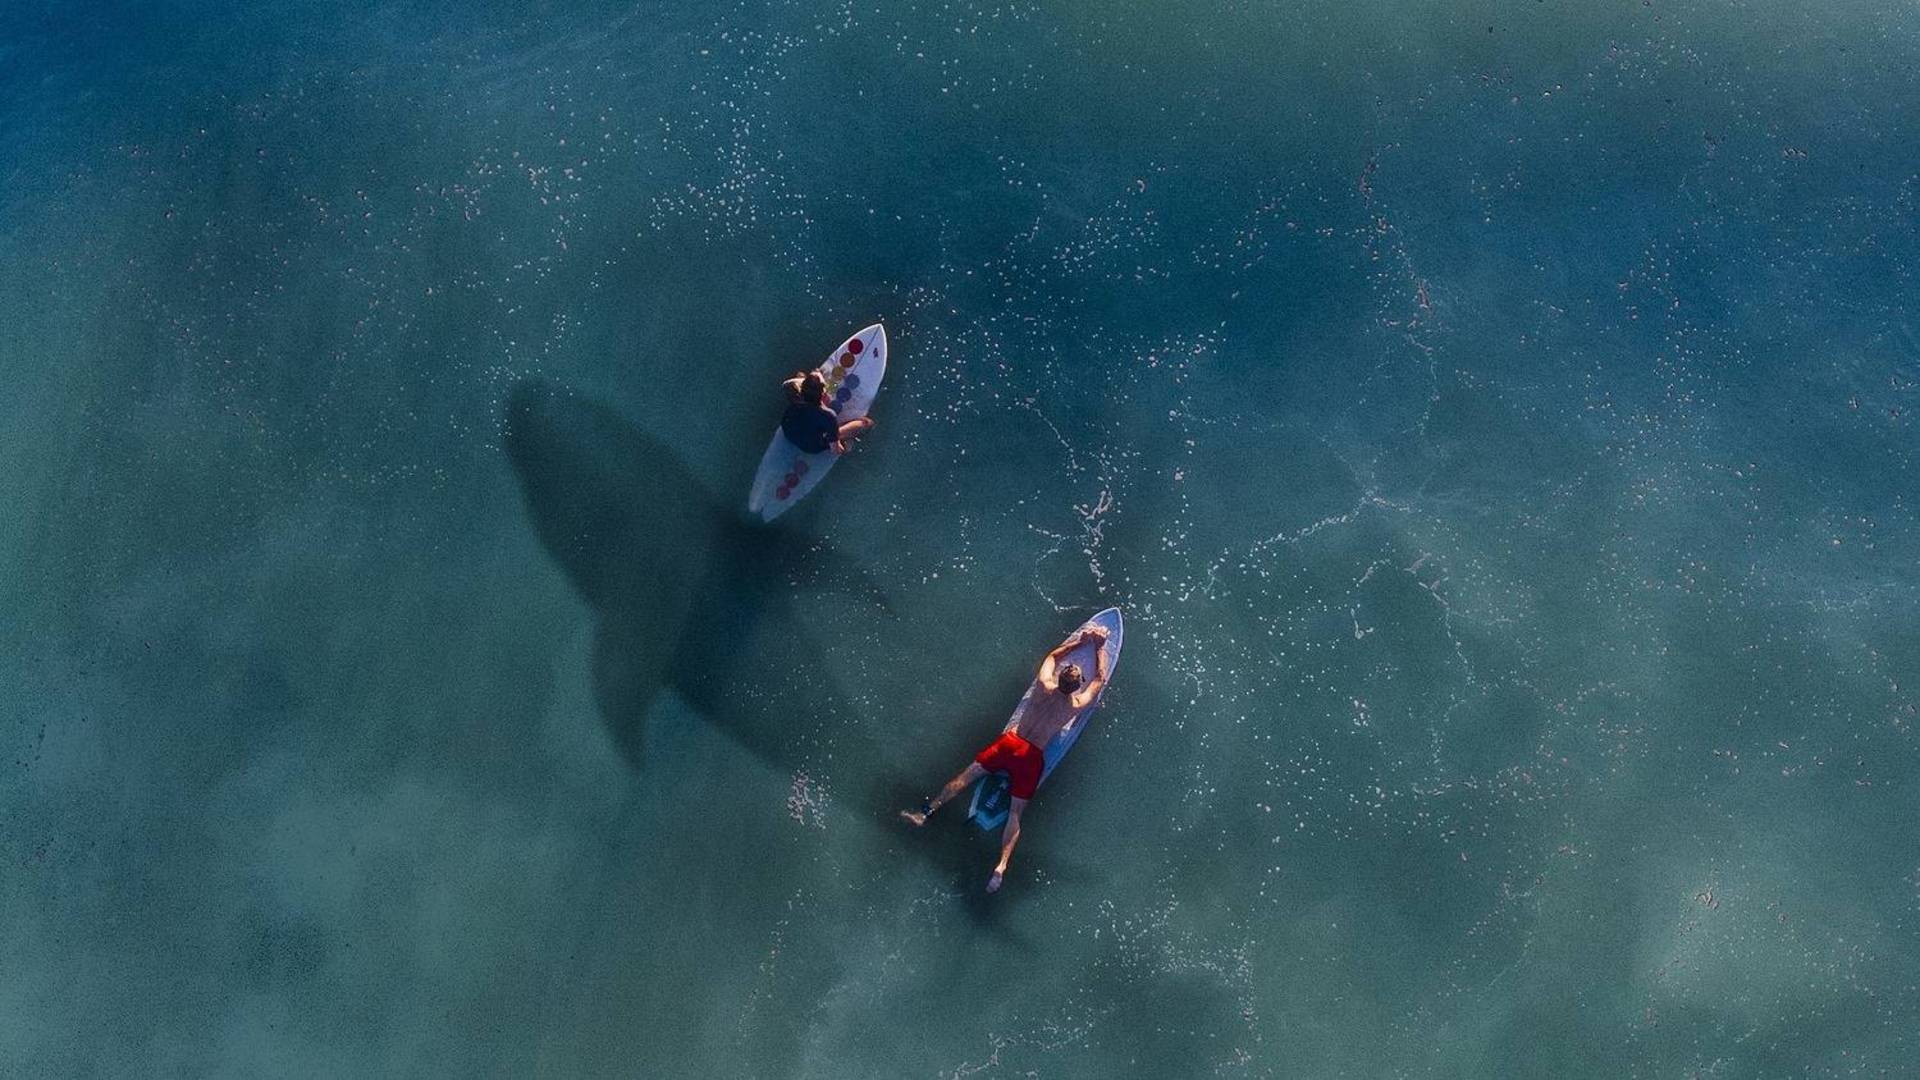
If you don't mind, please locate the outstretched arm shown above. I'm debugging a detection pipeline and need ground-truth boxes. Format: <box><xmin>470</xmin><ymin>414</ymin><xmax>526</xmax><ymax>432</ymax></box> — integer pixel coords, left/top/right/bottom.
<box><xmin>1069</xmin><ymin>641</ymin><xmax>1110</xmax><ymax>710</ymax></box>
<box><xmin>987</xmin><ymin>797</ymin><xmax>1028</xmax><ymax>893</ymax></box>
<box><xmin>1037</xmin><ymin>636</ymin><xmax>1083</xmax><ymax>691</ymax></box>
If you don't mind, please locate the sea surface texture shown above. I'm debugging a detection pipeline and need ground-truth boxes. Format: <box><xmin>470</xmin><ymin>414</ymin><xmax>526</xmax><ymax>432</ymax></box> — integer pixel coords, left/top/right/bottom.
<box><xmin>5</xmin><ymin>1</ymin><xmax>1919</xmax><ymax>1075</ymax></box>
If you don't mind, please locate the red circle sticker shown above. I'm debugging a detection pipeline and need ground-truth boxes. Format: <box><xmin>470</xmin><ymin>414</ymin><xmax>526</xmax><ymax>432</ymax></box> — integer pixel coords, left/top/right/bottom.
<box><xmin>776</xmin><ymin>486</ymin><xmax>791</xmax><ymax>500</ymax></box>
<box><xmin>783</xmin><ymin>472</ymin><xmax>799</xmax><ymax>486</ymax></box>
<box><xmin>847</xmin><ymin>338</ymin><xmax>863</xmax><ymax>354</ymax></box>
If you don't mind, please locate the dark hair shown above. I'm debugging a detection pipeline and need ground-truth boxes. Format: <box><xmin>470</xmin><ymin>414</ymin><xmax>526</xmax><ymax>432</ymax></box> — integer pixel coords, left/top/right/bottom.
<box><xmin>1056</xmin><ymin>663</ymin><xmax>1083</xmax><ymax>693</ymax></box>
<box><xmin>801</xmin><ymin>371</ymin><xmax>826</xmax><ymax>403</ymax></box>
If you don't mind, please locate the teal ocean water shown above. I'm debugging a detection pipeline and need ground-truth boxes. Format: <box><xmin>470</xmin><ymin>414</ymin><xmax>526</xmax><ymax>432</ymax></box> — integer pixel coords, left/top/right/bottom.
<box><xmin>6</xmin><ymin>1</ymin><xmax>1920</xmax><ymax>1075</ymax></box>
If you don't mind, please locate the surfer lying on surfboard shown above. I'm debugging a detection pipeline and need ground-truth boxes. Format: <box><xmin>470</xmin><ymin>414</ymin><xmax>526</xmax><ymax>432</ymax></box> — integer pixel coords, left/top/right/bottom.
<box><xmin>901</xmin><ymin>625</ymin><xmax>1110</xmax><ymax>893</ymax></box>
<box><xmin>781</xmin><ymin>370</ymin><xmax>874</xmax><ymax>455</ymax></box>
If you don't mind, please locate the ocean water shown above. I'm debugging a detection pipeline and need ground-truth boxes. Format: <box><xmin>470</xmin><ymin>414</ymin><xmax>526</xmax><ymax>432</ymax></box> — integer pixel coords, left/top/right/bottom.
<box><xmin>5</xmin><ymin>0</ymin><xmax>1920</xmax><ymax>1075</ymax></box>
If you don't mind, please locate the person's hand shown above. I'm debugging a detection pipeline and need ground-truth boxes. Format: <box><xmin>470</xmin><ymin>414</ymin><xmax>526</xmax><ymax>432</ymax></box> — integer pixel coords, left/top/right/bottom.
<box><xmin>986</xmin><ymin>869</ymin><xmax>1005</xmax><ymax>894</ymax></box>
<box><xmin>1081</xmin><ymin>626</ymin><xmax>1108</xmax><ymax>644</ymax></box>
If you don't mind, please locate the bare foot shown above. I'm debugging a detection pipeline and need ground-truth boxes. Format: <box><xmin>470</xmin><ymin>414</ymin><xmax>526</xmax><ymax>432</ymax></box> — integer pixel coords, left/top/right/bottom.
<box><xmin>899</xmin><ymin>809</ymin><xmax>928</xmax><ymax>827</ymax></box>
<box><xmin>986</xmin><ymin>870</ymin><xmax>1005</xmax><ymax>894</ymax></box>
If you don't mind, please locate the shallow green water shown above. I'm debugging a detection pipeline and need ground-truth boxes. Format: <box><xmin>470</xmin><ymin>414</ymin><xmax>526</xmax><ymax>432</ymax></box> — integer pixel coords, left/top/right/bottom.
<box><xmin>4</xmin><ymin>1</ymin><xmax>1919</xmax><ymax>1075</ymax></box>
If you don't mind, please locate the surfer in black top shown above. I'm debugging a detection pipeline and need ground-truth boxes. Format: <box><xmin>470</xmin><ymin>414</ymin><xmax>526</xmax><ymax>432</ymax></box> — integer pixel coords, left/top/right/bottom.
<box><xmin>781</xmin><ymin>370</ymin><xmax>873</xmax><ymax>455</ymax></box>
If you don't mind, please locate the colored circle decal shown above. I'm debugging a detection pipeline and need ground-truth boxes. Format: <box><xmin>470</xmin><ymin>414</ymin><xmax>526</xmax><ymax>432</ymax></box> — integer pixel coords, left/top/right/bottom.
<box><xmin>776</xmin><ymin>486</ymin><xmax>791</xmax><ymax>500</ymax></box>
<box><xmin>783</xmin><ymin>472</ymin><xmax>799</xmax><ymax>487</ymax></box>
<box><xmin>839</xmin><ymin>353</ymin><xmax>856</xmax><ymax>368</ymax></box>
<box><xmin>847</xmin><ymin>338</ymin><xmax>863</xmax><ymax>354</ymax></box>
<box><xmin>834</xmin><ymin>389</ymin><xmax>851</xmax><ymax>406</ymax></box>
<box><xmin>843</xmin><ymin>373</ymin><xmax>860</xmax><ymax>389</ymax></box>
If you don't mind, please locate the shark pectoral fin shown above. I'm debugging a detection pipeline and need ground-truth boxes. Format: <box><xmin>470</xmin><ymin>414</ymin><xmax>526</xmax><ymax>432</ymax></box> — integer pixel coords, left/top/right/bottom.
<box><xmin>665</xmin><ymin>576</ymin><xmax>865</xmax><ymax>781</ymax></box>
<box><xmin>590</xmin><ymin>615</ymin><xmax>678</xmax><ymax>770</ymax></box>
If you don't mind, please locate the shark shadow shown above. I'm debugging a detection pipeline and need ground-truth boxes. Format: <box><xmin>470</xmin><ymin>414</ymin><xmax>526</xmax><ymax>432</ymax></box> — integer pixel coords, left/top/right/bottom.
<box><xmin>503</xmin><ymin>378</ymin><xmax>889</xmax><ymax>776</ymax></box>
<box><xmin>504</xmin><ymin>379</ymin><xmax>1091</xmax><ymax>930</ymax></box>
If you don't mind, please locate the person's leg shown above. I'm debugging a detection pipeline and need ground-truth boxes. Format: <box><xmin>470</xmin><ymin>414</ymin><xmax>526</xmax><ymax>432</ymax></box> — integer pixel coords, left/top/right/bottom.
<box><xmin>985</xmin><ymin>796</ymin><xmax>1029</xmax><ymax>893</ymax></box>
<box><xmin>900</xmin><ymin>762</ymin><xmax>987</xmax><ymax>826</ymax></box>
<box><xmin>833</xmin><ymin>416</ymin><xmax>874</xmax><ymax>453</ymax></box>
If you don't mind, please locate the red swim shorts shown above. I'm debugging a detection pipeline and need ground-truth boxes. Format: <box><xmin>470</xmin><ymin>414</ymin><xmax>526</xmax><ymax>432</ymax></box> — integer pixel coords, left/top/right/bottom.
<box><xmin>974</xmin><ymin>730</ymin><xmax>1044</xmax><ymax>800</ymax></box>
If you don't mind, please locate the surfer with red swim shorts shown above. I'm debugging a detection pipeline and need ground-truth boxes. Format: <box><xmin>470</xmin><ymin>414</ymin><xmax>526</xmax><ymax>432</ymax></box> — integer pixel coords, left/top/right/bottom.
<box><xmin>901</xmin><ymin>625</ymin><xmax>1110</xmax><ymax>893</ymax></box>
<box><xmin>780</xmin><ymin>370</ymin><xmax>873</xmax><ymax>455</ymax></box>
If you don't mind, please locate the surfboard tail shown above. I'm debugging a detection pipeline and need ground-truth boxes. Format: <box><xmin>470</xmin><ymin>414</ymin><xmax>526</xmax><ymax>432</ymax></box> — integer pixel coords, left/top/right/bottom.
<box><xmin>968</xmin><ymin>773</ymin><xmax>1011</xmax><ymax>832</ymax></box>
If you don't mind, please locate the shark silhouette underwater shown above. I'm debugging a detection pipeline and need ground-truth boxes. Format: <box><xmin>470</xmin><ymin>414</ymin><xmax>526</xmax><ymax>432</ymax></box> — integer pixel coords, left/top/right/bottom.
<box><xmin>503</xmin><ymin>379</ymin><xmax>1100</xmax><ymax>913</ymax></box>
<box><xmin>502</xmin><ymin>378</ymin><xmax>894</xmax><ymax>778</ymax></box>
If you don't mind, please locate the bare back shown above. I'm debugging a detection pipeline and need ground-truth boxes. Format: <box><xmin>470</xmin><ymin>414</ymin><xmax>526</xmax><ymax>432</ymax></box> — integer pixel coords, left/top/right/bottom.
<box><xmin>1011</xmin><ymin>681</ymin><xmax>1084</xmax><ymax>750</ymax></box>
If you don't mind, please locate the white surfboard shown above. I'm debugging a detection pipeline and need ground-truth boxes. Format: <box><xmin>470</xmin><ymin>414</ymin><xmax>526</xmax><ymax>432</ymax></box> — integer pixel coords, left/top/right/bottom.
<box><xmin>969</xmin><ymin>607</ymin><xmax>1125</xmax><ymax>831</ymax></box>
<box><xmin>746</xmin><ymin>323</ymin><xmax>888</xmax><ymax>522</ymax></box>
